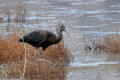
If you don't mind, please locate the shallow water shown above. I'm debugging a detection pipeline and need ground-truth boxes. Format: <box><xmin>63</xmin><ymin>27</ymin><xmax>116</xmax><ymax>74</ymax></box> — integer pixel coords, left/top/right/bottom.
<box><xmin>1</xmin><ymin>0</ymin><xmax>120</xmax><ymax>80</ymax></box>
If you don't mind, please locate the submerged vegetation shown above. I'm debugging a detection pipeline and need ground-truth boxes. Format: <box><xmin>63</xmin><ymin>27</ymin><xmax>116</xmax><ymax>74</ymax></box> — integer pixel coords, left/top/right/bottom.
<box><xmin>0</xmin><ymin>30</ymin><xmax>72</xmax><ymax>80</ymax></box>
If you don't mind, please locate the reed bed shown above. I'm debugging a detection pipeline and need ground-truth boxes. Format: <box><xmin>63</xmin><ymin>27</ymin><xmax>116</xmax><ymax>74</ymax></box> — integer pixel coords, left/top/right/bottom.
<box><xmin>0</xmin><ymin>30</ymin><xmax>72</xmax><ymax>80</ymax></box>
<box><xmin>102</xmin><ymin>33</ymin><xmax>120</xmax><ymax>54</ymax></box>
<box><xmin>90</xmin><ymin>33</ymin><xmax>120</xmax><ymax>54</ymax></box>
<box><xmin>1</xmin><ymin>5</ymin><xmax>27</xmax><ymax>23</ymax></box>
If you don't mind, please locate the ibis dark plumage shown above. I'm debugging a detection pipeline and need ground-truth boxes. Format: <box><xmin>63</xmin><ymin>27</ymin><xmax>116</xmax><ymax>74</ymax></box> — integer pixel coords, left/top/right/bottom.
<box><xmin>19</xmin><ymin>24</ymin><xmax>66</xmax><ymax>51</ymax></box>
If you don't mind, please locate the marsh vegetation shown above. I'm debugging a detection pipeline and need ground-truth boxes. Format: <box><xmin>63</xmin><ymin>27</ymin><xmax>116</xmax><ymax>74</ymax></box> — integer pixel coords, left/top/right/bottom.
<box><xmin>0</xmin><ymin>30</ymin><xmax>72</xmax><ymax>80</ymax></box>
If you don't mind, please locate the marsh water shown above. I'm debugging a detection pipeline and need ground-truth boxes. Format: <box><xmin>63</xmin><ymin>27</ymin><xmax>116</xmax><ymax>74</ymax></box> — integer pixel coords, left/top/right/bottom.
<box><xmin>1</xmin><ymin>0</ymin><xmax>120</xmax><ymax>80</ymax></box>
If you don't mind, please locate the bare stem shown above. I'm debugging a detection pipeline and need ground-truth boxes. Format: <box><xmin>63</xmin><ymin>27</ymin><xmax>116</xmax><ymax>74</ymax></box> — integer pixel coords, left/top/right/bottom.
<box><xmin>17</xmin><ymin>32</ymin><xmax>27</xmax><ymax>79</ymax></box>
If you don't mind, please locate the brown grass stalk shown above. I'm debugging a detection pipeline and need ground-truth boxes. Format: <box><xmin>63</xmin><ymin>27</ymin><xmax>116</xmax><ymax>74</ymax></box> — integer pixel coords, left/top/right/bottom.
<box><xmin>17</xmin><ymin>32</ymin><xmax>27</xmax><ymax>79</ymax></box>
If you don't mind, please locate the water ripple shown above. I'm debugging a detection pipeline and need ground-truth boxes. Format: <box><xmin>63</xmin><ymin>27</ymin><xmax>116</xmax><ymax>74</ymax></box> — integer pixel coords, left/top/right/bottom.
<box><xmin>70</xmin><ymin>61</ymin><xmax>119</xmax><ymax>67</ymax></box>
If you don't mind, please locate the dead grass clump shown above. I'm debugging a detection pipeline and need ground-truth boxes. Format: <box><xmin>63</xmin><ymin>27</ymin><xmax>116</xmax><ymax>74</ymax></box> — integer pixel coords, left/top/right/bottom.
<box><xmin>0</xmin><ymin>30</ymin><xmax>72</xmax><ymax>80</ymax></box>
<box><xmin>102</xmin><ymin>34</ymin><xmax>120</xmax><ymax>54</ymax></box>
<box><xmin>0</xmin><ymin>37</ymin><xmax>8</xmax><ymax>64</ymax></box>
<box><xmin>0</xmin><ymin>32</ymin><xmax>24</xmax><ymax>63</ymax></box>
<box><xmin>45</xmin><ymin>40</ymin><xmax>72</xmax><ymax>67</ymax></box>
<box><xmin>25</xmin><ymin>60</ymin><xmax>58</xmax><ymax>80</ymax></box>
<box><xmin>92</xmin><ymin>33</ymin><xmax>120</xmax><ymax>53</ymax></box>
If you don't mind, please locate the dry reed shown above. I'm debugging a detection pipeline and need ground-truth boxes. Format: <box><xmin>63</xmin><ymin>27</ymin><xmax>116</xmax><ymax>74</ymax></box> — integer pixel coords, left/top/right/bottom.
<box><xmin>91</xmin><ymin>33</ymin><xmax>120</xmax><ymax>54</ymax></box>
<box><xmin>15</xmin><ymin>6</ymin><xmax>26</xmax><ymax>23</ymax></box>
<box><xmin>0</xmin><ymin>30</ymin><xmax>72</xmax><ymax>80</ymax></box>
<box><xmin>2</xmin><ymin>5</ymin><xmax>27</xmax><ymax>23</ymax></box>
<box><xmin>102</xmin><ymin>33</ymin><xmax>120</xmax><ymax>54</ymax></box>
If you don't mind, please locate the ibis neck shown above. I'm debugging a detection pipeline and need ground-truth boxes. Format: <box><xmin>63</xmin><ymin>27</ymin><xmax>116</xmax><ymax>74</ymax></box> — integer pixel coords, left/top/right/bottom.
<box><xmin>56</xmin><ymin>30</ymin><xmax>63</xmax><ymax>43</ymax></box>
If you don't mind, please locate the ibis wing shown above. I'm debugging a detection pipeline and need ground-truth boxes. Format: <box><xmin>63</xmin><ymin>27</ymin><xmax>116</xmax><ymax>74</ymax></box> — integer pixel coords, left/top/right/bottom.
<box><xmin>28</xmin><ymin>35</ymin><xmax>44</xmax><ymax>43</ymax></box>
<box><xmin>23</xmin><ymin>31</ymin><xmax>45</xmax><ymax>43</ymax></box>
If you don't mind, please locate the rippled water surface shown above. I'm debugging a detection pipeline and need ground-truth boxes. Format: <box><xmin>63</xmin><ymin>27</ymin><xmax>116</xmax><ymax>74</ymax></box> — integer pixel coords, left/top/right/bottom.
<box><xmin>1</xmin><ymin>0</ymin><xmax>120</xmax><ymax>80</ymax></box>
